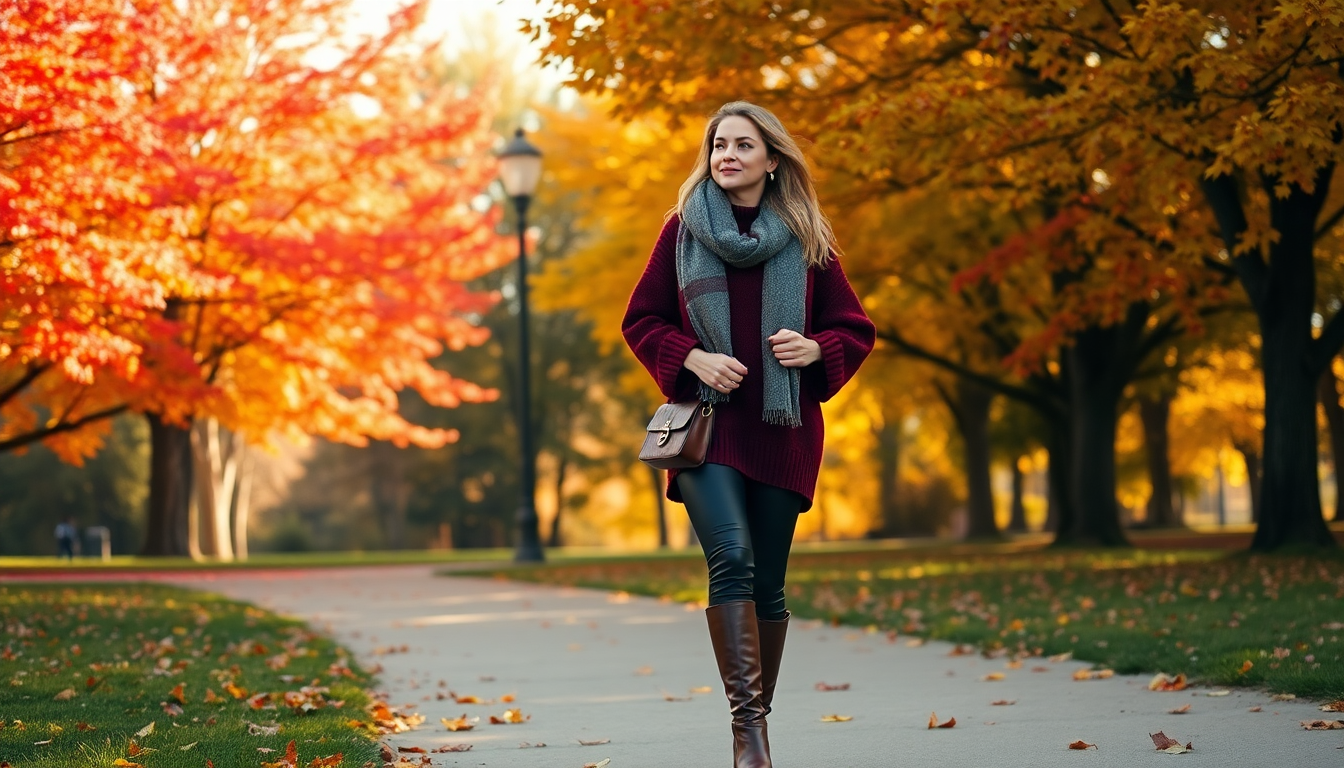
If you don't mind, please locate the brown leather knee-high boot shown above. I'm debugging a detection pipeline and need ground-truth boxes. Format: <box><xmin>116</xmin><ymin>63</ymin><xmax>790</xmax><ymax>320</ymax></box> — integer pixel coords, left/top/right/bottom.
<box><xmin>756</xmin><ymin>612</ymin><xmax>789</xmax><ymax>717</ymax></box>
<box><xmin>705</xmin><ymin>601</ymin><xmax>772</xmax><ymax>768</ymax></box>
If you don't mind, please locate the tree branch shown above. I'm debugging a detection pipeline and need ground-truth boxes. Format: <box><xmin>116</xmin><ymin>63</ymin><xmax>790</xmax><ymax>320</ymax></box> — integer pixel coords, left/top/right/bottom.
<box><xmin>1198</xmin><ymin>173</ymin><xmax>1270</xmax><ymax>314</ymax></box>
<box><xmin>0</xmin><ymin>404</ymin><xmax>129</xmax><ymax>453</ymax></box>
<box><xmin>1316</xmin><ymin>202</ymin><xmax>1344</xmax><ymax>242</ymax></box>
<box><xmin>1311</xmin><ymin>309</ymin><xmax>1344</xmax><ymax>374</ymax></box>
<box><xmin>0</xmin><ymin>363</ymin><xmax>51</xmax><ymax>409</ymax></box>
<box><xmin>875</xmin><ymin>326</ymin><xmax>1059</xmax><ymax>414</ymax></box>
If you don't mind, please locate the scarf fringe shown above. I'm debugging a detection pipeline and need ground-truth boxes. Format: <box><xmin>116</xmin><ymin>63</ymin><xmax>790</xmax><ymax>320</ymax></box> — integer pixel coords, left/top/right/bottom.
<box><xmin>763</xmin><ymin>409</ymin><xmax>802</xmax><ymax>428</ymax></box>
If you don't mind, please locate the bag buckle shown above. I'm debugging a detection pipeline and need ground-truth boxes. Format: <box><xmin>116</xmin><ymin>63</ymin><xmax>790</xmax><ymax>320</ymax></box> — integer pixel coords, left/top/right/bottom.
<box><xmin>656</xmin><ymin>417</ymin><xmax>673</xmax><ymax>447</ymax></box>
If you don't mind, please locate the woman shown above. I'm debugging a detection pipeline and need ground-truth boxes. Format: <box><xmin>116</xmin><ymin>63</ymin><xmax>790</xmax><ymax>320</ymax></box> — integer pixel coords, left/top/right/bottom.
<box><xmin>622</xmin><ymin>102</ymin><xmax>875</xmax><ymax>767</ymax></box>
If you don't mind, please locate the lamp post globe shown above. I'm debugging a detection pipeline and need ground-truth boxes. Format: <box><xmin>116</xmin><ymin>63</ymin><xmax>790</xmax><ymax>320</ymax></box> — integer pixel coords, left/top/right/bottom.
<box><xmin>498</xmin><ymin>128</ymin><xmax>545</xmax><ymax>563</ymax></box>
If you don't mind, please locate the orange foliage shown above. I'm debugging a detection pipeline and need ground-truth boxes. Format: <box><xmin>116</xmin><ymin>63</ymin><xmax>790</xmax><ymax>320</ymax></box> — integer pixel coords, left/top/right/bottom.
<box><xmin>1</xmin><ymin>0</ymin><xmax>509</xmax><ymax>461</ymax></box>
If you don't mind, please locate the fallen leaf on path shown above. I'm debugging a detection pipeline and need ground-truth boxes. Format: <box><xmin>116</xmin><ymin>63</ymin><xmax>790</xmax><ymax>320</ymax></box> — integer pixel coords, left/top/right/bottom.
<box><xmin>990</xmin><ymin>700</ymin><xmax>1016</xmax><ymax>706</ymax></box>
<box><xmin>433</xmin><ymin>744</ymin><xmax>473</xmax><ymax>752</ymax></box>
<box><xmin>441</xmin><ymin>715</ymin><xmax>478</xmax><ymax>732</ymax></box>
<box><xmin>1031</xmin><ymin>666</ymin><xmax>1050</xmax><ymax>673</ymax></box>
<box><xmin>1148</xmin><ymin>673</ymin><xmax>1187</xmax><ymax>692</ymax></box>
<box><xmin>662</xmin><ymin>691</ymin><xmax>691</xmax><ymax>701</ymax></box>
<box><xmin>1271</xmin><ymin>693</ymin><xmax>1297</xmax><ymax>702</ymax></box>
<box><xmin>905</xmin><ymin>638</ymin><xmax>925</xmax><ymax>647</ymax></box>
<box><xmin>1302</xmin><ymin>720</ymin><xmax>1344</xmax><ymax>730</ymax></box>
<box><xmin>517</xmin><ymin>742</ymin><xmax>544</xmax><ymax>748</ymax></box>
<box><xmin>578</xmin><ymin>738</ymin><xmax>610</xmax><ymax>746</ymax></box>
<box><xmin>1048</xmin><ymin>652</ymin><xmax>1073</xmax><ymax>662</ymax></box>
<box><xmin>397</xmin><ymin>746</ymin><xmax>427</xmax><ymax>753</ymax></box>
<box><xmin>1168</xmin><ymin>704</ymin><xmax>1191</xmax><ymax>714</ymax></box>
<box><xmin>690</xmin><ymin>686</ymin><xmax>713</xmax><ymax>694</ymax></box>
<box><xmin>927</xmin><ymin>713</ymin><xmax>955</xmax><ymax>729</ymax></box>
<box><xmin>948</xmin><ymin>644</ymin><xmax>975</xmax><ymax>656</ymax></box>
<box><xmin>1073</xmin><ymin>669</ymin><xmax>1113</xmax><ymax>681</ymax></box>
<box><xmin>981</xmin><ymin>673</ymin><xmax>1005</xmax><ymax>681</ymax></box>
<box><xmin>1150</xmin><ymin>732</ymin><xmax>1193</xmax><ymax>752</ymax></box>
<box><xmin>821</xmin><ymin>714</ymin><xmax>853</xmax><ymax>722</ymax></box>
<box><xmin>1068</xmin><ymin>740</ymin><xmax>1097</xmax><ymax>750</ymax></box>
<box><xmin>1320</xmin><ymin>701</ymin><xmax>1344</xmax><ymax>712</ymax></box>
<box><xmin>489</xmin><ymin>708</ymin><xmax>528</xmax><ymax>724</ymax></box>
<box><xmin>501</xmin><ymin>693</ymin><xmax>516</xmax><ymax>703</ymax></box>
<box><xmin>815</xmin><ymin>682</ymin><xmax>850</xmax><ymax>691</ymax></box>
<box><xmin>582</xmin><ymin>760</ymin><xmax>611</xmax><ymax>768</ymax></box>
<box><xmin>1248</xmin><ymin>706</ymin><xmax>1262</xmax><ymax>712</ymax></box>
<box><xmin>634</xmin><ymin>666</ymin><xmax>654</xmax><ymax>676</ymax></box>
<box><xmin>1206</xmin><ymin>690</ymin><xmax>1231</xmax><ymax>697</ymax></box>
<box><xmin>451</xmin><ymin>693</ymin><xmax>487</xmax><ymax>704</ymax></box>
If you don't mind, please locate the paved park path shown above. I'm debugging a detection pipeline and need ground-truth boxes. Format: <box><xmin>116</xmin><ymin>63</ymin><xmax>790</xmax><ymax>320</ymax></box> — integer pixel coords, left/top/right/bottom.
<box><xmin>88</xmin><ymin>565</ymin><xmax>1344</xmax><ymax>766</ymax></box>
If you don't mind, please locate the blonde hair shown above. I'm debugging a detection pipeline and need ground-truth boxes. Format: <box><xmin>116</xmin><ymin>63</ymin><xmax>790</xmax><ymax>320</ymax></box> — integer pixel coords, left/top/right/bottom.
<box><xmin>673</xmin><ymin>101</ymin><xmax>838</xmax><ymax>268</ymax></box>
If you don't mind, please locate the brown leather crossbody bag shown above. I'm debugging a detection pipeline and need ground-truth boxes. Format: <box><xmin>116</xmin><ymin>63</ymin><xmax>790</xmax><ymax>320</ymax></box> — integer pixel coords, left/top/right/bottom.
<box><xmin>638</xmin><ymin>400</ymin><xmax>715</xmax><ymax>470</ymax></box>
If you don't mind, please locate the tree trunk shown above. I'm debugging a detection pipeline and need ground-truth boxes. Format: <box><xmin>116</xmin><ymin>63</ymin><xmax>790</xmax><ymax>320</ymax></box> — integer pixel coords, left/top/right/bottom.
<box><xmin>1234</xmin><ymin>440</ymin><xmax>1262</xmax><ymax>524</ymax></box>
<box><xmin>647</xmin><ymin>465</ymin><xmax>669</xmax><ymax>548</ymax></box>
<box><xmin>1319</xmin><ymin>365</ymin><xmax>1344</xmax><ymax>521</ymax></box>
<box><xmin>1139</xmin><ymin>394</ymin><xmax>1179</xmax><ymax>528</ymax></box>
<box><xmin>233</xmin><ymin>447</ymin><xmax>253</xmax><ymax>560</ymax></box>
<box><xmin>1201</xmin><ymin>171</ymin><xmax>1336</xmax><ymax>550</ymax></box>
<box><xmin>1043</xmin><ymin>416</ymin><xmax>1070</xmax><ymax>536</ymax></box>
<box><xmin>875</xmin><ymin>413</ymin><xmax>906</xmax><ymax>535</ymax></box>
<box><xmin>369</xmin><ymin>440</ymin><xmax>408</xmax><ymax>549</ymax></box>
<box><xmin>1008</xmin><ymin>457</ymin><xmax>1028</xmax><ymax>532</ymax></box>
<box><xmin>141</xmin><ymin>413</ymin><xmax>193</xmax><ymax>556</ymax></box>
<box><xmin>190</xmin><ymin>419</ymin><xmax>236</xmax><ymax>561</ymax></box>
<box><xmin>942</xmin><ymin>378</ymin><xmax>1001</xmax><ymax>540</ymax></box>
<box><xmin>1054</xmin><ymin>325</ymin><xmax>1129</xmax><ymax>546</ymax></box>
<box><xmin>548</xmin><ymin>454</ymin><xmax>567</xmax><ymax>547</ymax></box>
<box><xmin>1253</xmin><ymin>307</ymin><xmax>1332</xmax><ymax>548</ymax></box>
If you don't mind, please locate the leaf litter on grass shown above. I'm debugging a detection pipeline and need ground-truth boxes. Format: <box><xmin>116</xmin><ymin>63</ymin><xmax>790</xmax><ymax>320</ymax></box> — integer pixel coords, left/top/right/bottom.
<box><xmin>0</xmin><ymin>584</ymin><xmax>383</xmax><ymax>768</ymax></box>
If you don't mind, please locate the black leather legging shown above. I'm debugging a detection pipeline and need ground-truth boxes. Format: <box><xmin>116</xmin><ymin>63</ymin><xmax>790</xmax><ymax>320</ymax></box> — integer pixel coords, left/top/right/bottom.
<box><xmin>676</xmin><ymin>463</ymin><xmax>804</xmax><ymax>621</ymax></box>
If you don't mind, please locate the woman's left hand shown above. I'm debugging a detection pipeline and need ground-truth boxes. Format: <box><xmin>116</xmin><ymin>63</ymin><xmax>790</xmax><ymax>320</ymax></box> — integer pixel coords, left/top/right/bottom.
<box><xmin>768</xmin><ymin>329</ymin><xmax>821</xmax><ymax>368</ymax></box>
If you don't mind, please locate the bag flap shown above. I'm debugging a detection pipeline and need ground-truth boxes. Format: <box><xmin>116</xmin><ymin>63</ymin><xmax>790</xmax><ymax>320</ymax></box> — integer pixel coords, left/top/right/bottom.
<box><xmin>646</xmin><ymin>401</ymin><xmax>700</xmax><ymax>431</ymax></box>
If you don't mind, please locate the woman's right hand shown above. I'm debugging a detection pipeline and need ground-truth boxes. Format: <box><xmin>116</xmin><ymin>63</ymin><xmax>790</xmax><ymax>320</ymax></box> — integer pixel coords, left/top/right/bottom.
<box><xmin>684</xmin><ymin>348</ymin><xmax>748</xmax><ymax>394</ymax></box>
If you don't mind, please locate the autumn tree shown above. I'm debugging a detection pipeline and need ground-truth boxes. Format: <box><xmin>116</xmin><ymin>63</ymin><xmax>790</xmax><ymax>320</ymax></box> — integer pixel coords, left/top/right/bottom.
<box><xmin>531</xmin><ymin>0</ymin><xmax>1343</xmax><ymax>550</ymax></box>
<box><xmin>3</xmin><ymin>0</ymin><xmax>508</xmax><ymax>555</ymax></box>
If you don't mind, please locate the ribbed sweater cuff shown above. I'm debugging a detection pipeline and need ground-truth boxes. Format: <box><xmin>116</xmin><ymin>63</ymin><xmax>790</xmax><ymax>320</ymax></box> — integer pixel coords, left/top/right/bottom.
<box><xmin>815</xmin><ymin>331</ymin><xmax>846</xmax><ymax>400</ymax></box>
<box><xmin>657</xmin><ymin>331</ymin><xmax>701</xmax><ymax>395</ymax></box>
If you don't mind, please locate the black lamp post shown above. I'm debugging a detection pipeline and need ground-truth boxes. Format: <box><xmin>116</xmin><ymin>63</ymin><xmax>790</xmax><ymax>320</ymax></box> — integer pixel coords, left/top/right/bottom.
<box><xmin>498</xmin><ymin>128</ymin><xmax>545</xmax><ymax>563</ymax></box>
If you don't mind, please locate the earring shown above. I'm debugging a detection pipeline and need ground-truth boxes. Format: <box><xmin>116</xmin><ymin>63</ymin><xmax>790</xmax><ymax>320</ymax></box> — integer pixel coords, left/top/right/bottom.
<box><xmin>769</xmin><ymin>171</ymin><xmax>775</xmax><ymax>182</ymax></box>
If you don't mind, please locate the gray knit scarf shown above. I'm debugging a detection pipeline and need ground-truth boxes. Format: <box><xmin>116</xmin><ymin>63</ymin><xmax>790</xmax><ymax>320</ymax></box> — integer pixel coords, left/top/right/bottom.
<box><xmin>676</xmin><ymin>179</ymin><xmax>805</xmax><ymax>427</ymax></box>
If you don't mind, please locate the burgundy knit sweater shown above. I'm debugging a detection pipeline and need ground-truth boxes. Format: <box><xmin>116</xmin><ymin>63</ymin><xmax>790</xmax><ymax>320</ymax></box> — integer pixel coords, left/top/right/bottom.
<box><xmin>622</xmin><ymin>204</ymin><xmax>875</xmax><ymax>510</ymax></box>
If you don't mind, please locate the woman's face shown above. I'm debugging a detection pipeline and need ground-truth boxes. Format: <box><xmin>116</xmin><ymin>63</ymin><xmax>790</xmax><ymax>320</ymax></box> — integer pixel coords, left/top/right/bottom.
<box><xmin>709</xmin><ymin>115</ymin><xmax>778</xmax><ymax>206</ymax></box>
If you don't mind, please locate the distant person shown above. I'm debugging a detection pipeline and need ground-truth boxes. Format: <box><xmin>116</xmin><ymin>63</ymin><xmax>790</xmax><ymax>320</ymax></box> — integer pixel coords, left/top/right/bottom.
<box><xmin>622</xmin><ymin>101</ymin><xmax>874</xmax><ymax>767</ymax></box>
<box><xmin>54</xmin><ymin>517</ymin><xmax>77</xmax><ymax>560</ymax></box>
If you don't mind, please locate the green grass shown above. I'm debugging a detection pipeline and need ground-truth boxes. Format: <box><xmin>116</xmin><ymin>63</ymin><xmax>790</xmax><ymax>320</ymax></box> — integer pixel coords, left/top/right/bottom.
<box><xmin>0</xmin><ymin>548</ymin><xmax>517</xmax><ymax>572</ymax></box>
<box><xmin>0</xmin><ymin>583</ymin><xmax>381</xmax><ymax>767</ymax></box>
<box><xmin>463</xmin><ymin>545</ymin><xmax>1344</xmax><ymax>700</ymax></box>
